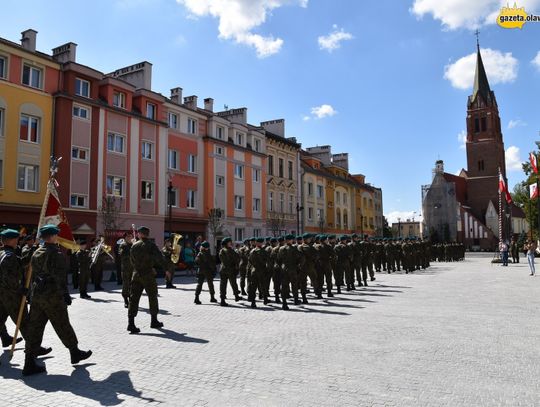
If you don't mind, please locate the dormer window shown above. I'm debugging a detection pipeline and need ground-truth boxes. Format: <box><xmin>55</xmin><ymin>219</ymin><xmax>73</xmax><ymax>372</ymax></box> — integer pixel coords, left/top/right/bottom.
<box><xmin>113</xmin><ymin>91</ymin><xmax>126</xmax><ymax>109</ymax></box>
<box><xmin>235</xmin><ymin>132</ymin><xmax>244</xmax><ymax>146</ymax></box>
<box><xmin>75</xmin><ymin>78</ymin><xmax>90</xmax><ymax>98</ymax></box>
<box><xmin>146</xmin><ymin>103</ymin><xmax>156</xmax><ymax>120</ymax></box>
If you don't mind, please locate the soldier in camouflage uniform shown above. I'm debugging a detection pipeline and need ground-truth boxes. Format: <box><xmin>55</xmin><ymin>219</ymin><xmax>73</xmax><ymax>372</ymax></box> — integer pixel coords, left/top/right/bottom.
<box><xmin>218</xmin><ymin>237</ymin><xmax>242</xmax><ymax>306</ymax></box>
<box><xmin>194</xmin><ymin>241</ymin><xmax>217</xmax><ymax>305</ymax></box>
<box><xmin>270</xmin><ymin>237</ymin><xmax>283</xmax><ymax>303</ymax></box>
<box><xmin>384</xmin><ymin>239</ymin><xmax>395</xmax><ymax>273</ymax></box>
<box><xmin>350</xmin><ymin>234</ymin><xmax>363</xmax><ymax>288</ymax></box>
<box><xmin>315</xmin><ymin>235</ymin><xmax>334</xmax><ymax>298</ymax></box>
<box><xmin>24</xmin><ymin>225</ymin><xmax>91</xmax><ymax>376</ymax></box>
<box><xmin>334</xmin><ymin>236</ymin><xmax>349</xmax><ymax>293</ymax></box>
<box><xmin>119</xmin><ymin>233</ymin><xmax>134</xmax><ymax>308</ymax></box>
<box><xmin>298</xmin><ymin>233</ymin><xmax>318</xmax><ymax>301</ymax></box>
<box><xmin>75</xmin><ymin>240</ymin><xmax>92</xmax><ymax>299</ymax></box>
<box><xmin>127</xmin><ymin>226</ymin><xmax>165</xmax><ymax>334</ymax></box>
<box><xmin>248</xmin><ymin>238</ymin><xmax>268</xmax><ymax>307</ymax></box>
<box><xmin>278</xmin><ymin>234</ymin><xmax>304</xmax><ymax>310</ymax></box>
<box><xmin>238</xmin><ymin>239</ymin><xmax>251</xmax><ymax>296</ymax></box>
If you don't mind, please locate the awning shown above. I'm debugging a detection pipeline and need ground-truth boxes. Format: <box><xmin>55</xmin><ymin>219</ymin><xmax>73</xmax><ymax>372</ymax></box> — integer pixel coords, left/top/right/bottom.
<box><xmin>73</xmin><ymin>223</ymin><xmax>95</xmax><ymax>235</ymax></box>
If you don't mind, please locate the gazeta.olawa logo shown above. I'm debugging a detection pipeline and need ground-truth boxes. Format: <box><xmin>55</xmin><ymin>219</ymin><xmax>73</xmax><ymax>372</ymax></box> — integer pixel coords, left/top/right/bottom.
<box><xmin>497</xmin><ymin>3</ymin><xmax>540</xmax><ymax>29</ymax></box>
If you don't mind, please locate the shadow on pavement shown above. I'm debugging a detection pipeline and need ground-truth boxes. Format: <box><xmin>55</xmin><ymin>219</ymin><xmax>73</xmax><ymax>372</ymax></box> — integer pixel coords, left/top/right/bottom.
<box><xmin>0</xmin><ymin>362</ymin><xmax>158</xmax><ymax>406</ymax></box>
<box><xmin>82</xmin><ymin>297</ymin><xmax>121</xmax><ymax>304</ymax></box>
<box><xmin>137</xmin><ymin>328</ymin><xmax>209</xmax><ymax>343</ymax></box>
<box><xmin>287</xmin><ymin>306</ymin><xmax>352</xmax><ymax>316</ymax></box>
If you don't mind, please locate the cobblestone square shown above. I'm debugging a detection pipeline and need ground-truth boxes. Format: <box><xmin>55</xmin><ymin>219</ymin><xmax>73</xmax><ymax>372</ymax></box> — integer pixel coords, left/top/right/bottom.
<box><xmin>1</xmin><ymin>253</ymin><xmax>539</xmax><ymax>406</ymax></box>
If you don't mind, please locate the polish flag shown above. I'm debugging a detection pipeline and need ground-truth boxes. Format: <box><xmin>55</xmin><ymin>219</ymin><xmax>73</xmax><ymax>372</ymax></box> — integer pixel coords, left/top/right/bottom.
<box><xmin>530</xmin><ymin>152</ymin><xmax>538</xmax><ymax>174</ymax></box>
<box><xmin>531</xmin><ymin>184</ymin><xmax>539</xmax><ymax>199</ymax></box>
<box><xmin>498</xmin><ymin>173</ymin><xmax>513</xmax><ymax>204</ymax></box>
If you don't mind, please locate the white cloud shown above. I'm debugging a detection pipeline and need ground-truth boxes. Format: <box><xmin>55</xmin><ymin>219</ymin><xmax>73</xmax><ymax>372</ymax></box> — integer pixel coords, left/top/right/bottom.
<box><xmin>444</xmin><ymin>48</ymin><xmax>518</xmax><ymax>89</ymax></box>
<box><xmin>411</xmin><ymin>0</ymin><xmax>540</xmax><ymax>30</ymax></box>
<box><xmin>310</xmin><ymin>104</ymin><xmax>337</xmax><ymax>119</ymax></box>
<box><xmin>506</xmin><ymin>146</ymin><xmax>523</xmax><ymax>171</ymax></box>
<box><xmin>177</xmin><ymin>0</ymin><xmax>307</xmax><ymax>58</ymax></box>
<box><xmin>385</xmin><ymin>210</ymin><xmax>422</xmax><ymax>225</ymax></box>
<box><xmin>457</xmin><ymin>129</ymin><xmax>467</xmax><ymax>149</ymax></box>
<box><xmin>532</xmin><ymin>51</ymin><xmax>540</xmax><ymax>70</ymax></box>
<box><xmin>302</xmin><ymin>115</ymin><xmax>311</xmax><ymax>121</ymax></box>
<box><xmin>507</xmin><ymin>119</ymin><xmax>526</xmax><ymax>129</ymax></box>
<box><xmin>318</xmin><ymin>24</ymin><xmax>354</xmax><ymax>52</ymax></box>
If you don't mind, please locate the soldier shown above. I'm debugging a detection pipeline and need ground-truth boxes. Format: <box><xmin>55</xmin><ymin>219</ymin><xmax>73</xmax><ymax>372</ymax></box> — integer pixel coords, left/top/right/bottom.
<box><xmin>384</xmin><ymin>239</ymin><xmax>395</xmax><ymax>273</ymax></box>
<box><xmin>238</xmin><ymin>239</ymin><xmax>250</xmax><ymax>296</ymax></box>
<box><xmin>218</xmin><ymin>237</ymin><xmax>242</xmax><ymax>306</ymax></box>
<box><xmin>20</xmin><ymin>235</ymin><xmax>37</xmax><ymax>273</ymax></box>
<box><xmin>351</xmin><ymin>234</ymin><xmax>363</xmax><ymax>288</ymax></box>
<box><xmin>90</xmin><ymin>238</ymin><xmax>108</xmax><ymax>292</ymax></box>
<box><xmin>194</xmin><ymin>241</ymin><xmax>217</xmax><ymax>305</ymax></box>
<box><xmin>271</xmin><ymin>237</ymin><xmax>283</xmax><ymax>303</ymax></box>
<box><xmin>119</xmin><ymin>232</ymin><xmax>134</xmax><ymax>308</ymax></box>
<box><xmin>127</xmin><ymin>226</ymin><xmax>165</xmax><ymax>334</ymax></box>
<box><xmin>264</xmin><ymin>238</ymin><xmax>278</xmax><ymax>302</ymax></box>
<box><xmin>510</xmin><ymin>237</ymin><xmax>520</xmax><ymax>264</ymax></box>
<box><xmin>315</xmin><ymin>235</ymin><xmax>334</xmax><ymax>298</ymax></box>
<box><xmin>298</xmin><ymin>233</ymin><xmax>319</xmax><ymax>301</ymax></box>
<box><xmin>278</xmin><ymin>234</ymin><xmax>304</xmax><ymax>310</ymax></box>
<box><xmin>75</xmin><ymin>240</ymin><xmax>92</xmax><ymax>299</ymax></box>
<box><xmin>23</xmin><ymin>225</ymin><xmax>91</xmax><ymax>376</ymax></box>
<box><xmin>334</xmin><ymin>236</ymin><xmax>349</xmax><ymax>293</ymax></box>
<box><xmin>162</xmin><ymin>238</ymin><xmax>177</xmax><ymax>289</ymax></box>
<box><xmin>247</xmin><ymin>238</ymin><xmax>268</xmax><ymax>307</ymax></box>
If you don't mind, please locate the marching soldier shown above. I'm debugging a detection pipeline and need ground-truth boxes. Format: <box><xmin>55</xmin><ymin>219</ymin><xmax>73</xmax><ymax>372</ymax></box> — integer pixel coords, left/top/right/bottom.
<box><xmin>351</xmin><ymin>234</ymin><xmax>363</xmax><ymax>288</ymax></box>
<box><xmin>298</xmin><ymin>233</ymin><xmax>319</xmax><ymax>301</ymax></box>
<box><xmin>333</xmin><ymin>236</ymin><xmax>349</xmax><ymax>293</ymax></box>
<box><xmin>271</xmin><ymin>237</ymin><xmax>283</xmax><ymax>303</ymax></box>
<box><xmin>238</xmin><ymin>239</ymin><xmax>250</xmax><ymax>296</ymax></box>
<box><xmin>127</xmin><ymin>226</ymin><xmax>165</xmax><ymax>334</ymax></box>
<box><xmin>248</xmin><ymin>238</ymin><xmax>268</xmax><ymax>307</ymax></box>
<box><xmin>24</xmin><ymin>225</ymin><xmax>91</xmax><ymax>376</ymax></box>
<box><xmin>218</xmin><ymin>237</ymin><xmax>242</xmax><ymax>306</ymax></box>
<box><xmin>194</xmin><ymin>241</ymin><xmax>217</xmax><ymax>305</ymax></box>
<box><xmin>162</xmin><ymin>238</ymin><xmax>177</xmax><ymax>289</ymax></box>
<box><xmin>315</xmin><ymin>235</ymin><xmax>334</xmax><ymax>298</ymax></box>
<box><xmin>119</xmin><ymin>233</ymin><xmax>134</xmax><ymax>308</ymax></box>
<box><xmin>75</xmin><ymin>240</ymin><xmax>92</xmax><ymax>299</ymax></box>
<box><xmin>278</xmin><ymin>234</ymin><xmax>304</xmax><ymax>310</ymax></box>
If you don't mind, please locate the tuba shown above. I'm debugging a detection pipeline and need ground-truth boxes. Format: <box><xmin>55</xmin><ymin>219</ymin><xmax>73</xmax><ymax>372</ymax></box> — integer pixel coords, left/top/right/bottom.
<box><xmin>170</xmin><ymin>233</ymin><xmax>183</xmax><ymax>264</ymax></box>
<box><xmin>91</xmin><ymin>237</ymin><xmax>114</xmax><ymax>266</ymax></box>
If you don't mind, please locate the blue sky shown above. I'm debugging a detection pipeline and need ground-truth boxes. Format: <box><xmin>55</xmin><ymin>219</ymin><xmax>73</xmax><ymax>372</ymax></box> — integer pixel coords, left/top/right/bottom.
<box><xmin>3</xmin><ymin>0</ymin><xmax>540</xmax><ymax>223</ymax></box>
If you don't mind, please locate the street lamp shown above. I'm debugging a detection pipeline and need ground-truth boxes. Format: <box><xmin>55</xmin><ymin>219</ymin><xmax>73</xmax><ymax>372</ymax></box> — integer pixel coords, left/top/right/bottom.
<box><xmin>296</xmin><ymin>203</ymin><xmax>304</xmax><ymax>235</ymax></box>
<box><xmin>397</xmin><ymin>217</ymin><xmax>401</xmax><ymax>238</ymax></box>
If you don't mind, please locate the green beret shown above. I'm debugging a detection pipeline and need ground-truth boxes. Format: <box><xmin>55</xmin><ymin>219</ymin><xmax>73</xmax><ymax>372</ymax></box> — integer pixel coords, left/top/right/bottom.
<box><xmin>285</xmin><ymin>234</ymin><xmax>295</xmax><ymax>240</ymax></box>
<box><xmin>320</xmin><ymin>234</ymin><xmax>328</xmax><ymax>241</ymax></box>
<box><xmin>137</xmin><ymin>226</ymin><xmax>150</xmax><ymax>234</ymax></box>
<box><xmin>201</xmin><ymin>241</ymin><xmax>210</xmax><ymax>248</ymax></box>
<box><xmin>249</xmin><ymin>237</ymin><xmax>256</xmax><ymax>242</ymax></box>
<box><xmin>328</xmin><ymin>234</ymin><xmax>336</xmax><ymax>240</ymax></box>
<box><xmin>243</xmin><ymin>239</ymin><xmax>250</xmax><ymax>244</ymax></box>
<box><xmin>278</xmin><ymin>236</ymin><xmax>285</xmax><ymax>242</ymax></box>
<box><xmin>340</xmin><ymin>235</ymin><xmax>348</xmax><ymax>241</ymax></box>
<box><xmin>296</xmin><ymin>235</ymin><xmax>303</xmax><ymax>240</ymax></box>
<box><xmin>351</xmin><ymin>233</ymin><xmax>358</xmax><ymax>238</ymax></box>
<box><xmin>0</xmin><ymin>229</ymin><xmax>19</xmax><ymax>239</ymax></box>
<box><xmin>39</xmin><ymin>225</ymin><xmax>60</xmax><ymax>236</ymax></box>
<box><xmin>302</xmin><ymin>233</ymin><xmax>311</xmax><ymax>239</ymax></box>
<box><xmin>270</xmin><ymin>237</ymin><xmax>278</xmax><ymax>243</ymax></box>
<box><xmin>222</xmin><ymin>237</ymin><xmax>231</xmax><ymax>244</ymax></box>
<box><xmin>256</xmin><ymin>237</ymin><xmax>264</xmax><ymax>243</ymax></box>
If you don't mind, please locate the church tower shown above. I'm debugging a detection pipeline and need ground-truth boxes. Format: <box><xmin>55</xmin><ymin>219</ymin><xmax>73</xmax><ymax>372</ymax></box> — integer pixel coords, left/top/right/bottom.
<box><xmin>465</xmin><ymin>43</ymin><xmax>506</xmax><ymax>222</ymax></box>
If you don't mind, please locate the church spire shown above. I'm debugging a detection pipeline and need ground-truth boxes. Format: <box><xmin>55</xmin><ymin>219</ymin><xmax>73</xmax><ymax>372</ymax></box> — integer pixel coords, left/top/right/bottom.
<box><xmin>471</xmin><ymin>33</ymin><xmax>492</xmax><ymax>104</ymax></box>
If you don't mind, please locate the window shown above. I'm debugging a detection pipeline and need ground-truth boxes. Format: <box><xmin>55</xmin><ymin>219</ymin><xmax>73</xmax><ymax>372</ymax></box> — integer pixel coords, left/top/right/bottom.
<box><xmin>343</xmin><ymin>193</ymin><xmax>348</xmax><ymax>205</ymax></box>
<box><xmin>317</xmin><ymin>208</ymin><xmax>323</xmax><ymax>220</ymax></box>
<box><xmin>289</xmin><ymin>195</ymin><xmax>294</xmax><ymax>214</ymax></box>
<box><xmin>235</xmin><ymin>132</ymin><xmax>244</xmax><ymax>146</ymax></box>
<box><xmin>75</xmin><ymin>78</ymin><xmax>90</xmax><ymax>97</ymax></box>
<box><xmin>113</xmin><ymin>91</ymin><xmax>126</xmax><ymax>109</ymax></box>
<box><xmin>0</xmin><ymin>109</ymin><xmax>4</xmax><ymax>137</ymax></box>
<box><xmin>336</xmin><ymin>208</ymin><xmax>341</xmax><ymax>227</ymax></box>
<box><xmin>253</xmin><ymin>198</ymin><xmax>261</xmax><ymax>213</ymax></box>
<box><xmin>168</xmin><ymin>112</ymin><xmax>178</xmax><ymax>129</ymax></box>
<box><xmin>269</xmin><ymin>192</ymin><xmax>274</xmax><ymax>211</ymax></box>
<box><xmin>343</xmin><ymin>211</ymin><xmax>348</xmax><ymax>228</ymax></box>
<box><xmin>253</xmin><ymin>229</ymin><xmax>261</xmax><ymax>238</ymax></box>
<box><xmin>216</xmin><ymin>175</ymin><xmax>225</xmax><ymax>186</ymax></box>
<box><xmin>215</xmin><ymin>146</ymin><xmax>224</xmax><ymax>156</ymax></box>
<box><xmin>278</xmin><ymin>158</ymin><xmax>284</xmax><ymax>178</ymax></box>
<box><xmin>254</xmin><ymin>138</ymin><xmax>261</xmax><ymax>152</ymax></box>
<box><xmin>188</xmin><ymin>155</ymin><xmax>197</xmax><ymax>173</ymax></box>
<box><xmin>0</xmin><ymin>55</ymin><xmax>6</xmax><ymax>79</ymax></box>
<box><xmin>369</xmin><ymin>199</ymin><xmax>373</xmax><ymax>208</ymax></box>
<box><xmin>481</xmin><ymin>117</ymin><xmax>487</xmax><ymax>132</ymax></box>
<box><xmin>234</xmin><ymin>195</ymin><xmax>244</xmax><ymax>210</ymax></box>
<box><xmin>187</xmin><ymin>118</ymin><xmax>197</xmax><ymax>134</ymax></box>
<box><xmin>73</xmin><ymin>105</ymin><xmax>89</xmax><ymax>119</ymax></box>
<box><xmin>146</xmin><ymin>103</ymin><xmax>156</xmax><ymax>120</ymax></box>
<box><xmin>474</xmin><ymin>117</ymin><xmax>480</xmax><ymax>133</ymax></box>
<box><xmin>168</xmin><ymin>188</ymin><xmax>178</xmax><ymax>207</ymax></box>
<box><xmin>17</xmin><ymin>165</ymin><xmax>39</xmax><ymax>192</ymax></box>
<box><xmin>308</xmin><ymin>207</ymin><xmax>314</xmax><ymax>220</ymax></box>
<box><xmin>317</xmin><ymin>185</ymin><xmax>323</xmax><ymax>199</ymax></box>
<box><xmin>288</xmin><ymin>160</ymin><xmax>293</xmax><ymax>180</ymax></box>
<box><xmin>71</xmin><ymin>147</ymin><xmax>88</xmax><ymax>161</ymax></box>
<box><xmin>308</xmin><ymin>182</ymin><xmax>313</xmax><ymax>197</ymax></box>
<box><xmin>70</xmin><ymin>194</ymin><xmax>87</xmax><ymax>208</ymax></box>
<box><xmin>279</xmin><ymin>193</ymin><xmax>284</xmax><ymax>212</ymax></box>
<box><xmin>22</xmin><ymin>64</ymin><xmax>42</xmax><ymax>89</ymax></box>
<box><xmin>168</xmin><ymin>149</ymin><xmax>179</xmax><ymax>170</ymax></box>
<box><xmin>19</xmin><ymin>115</ymin><xmax>40</xmax><ymax>143</ymax></box>
<box><xmin>253</xmin><ymin>169</ymin><xmax>260</xmax><ymax>183</ymax></box>
<box><xmin>268</xmin><ymin>155</ymin><xmax>274</xmax><ymax>175</ymax></box>
<box><xmin>235</xmin><ymin>228</ymin><xmax>244</xmax><ymax>242</ymax></box>
<box><xmin>106</xmin><ymin>176</ymin><xmax>124</xmax><ymax>197</ymax></box>
<box><xmin>186</xmin><ymin>190</ymin><xmax>196</xmax><ymax>208</ymax></box>
<box><xmin>478</xmin><ymin>160</ymin><xmax>485</xmax><ymax>171</ymax></box>
<box><xmin>141</xmin><ymin>180</ymin><xmax>153</xmax><ymax>200</ymax></box>
<box><xmin>107</xmin><ymin>132</ymin><xmax>125</xmax><ymax>153</ymax></box>
<box><xmin>234</xmin><ymin>164</ymin><xmax>244</xmax><ymax>179</ymax></box>
<box><xmin>336</xmin><ymin>191</ymin><xmax>341</xmax><ymax>205</ymax></box>
<box><xmin>216</xmin><ymin>126</ymin><xmax>224</xmax><ymax>140</ymax></box>
<box><xmin>142</xmin><ymin>141</ymin><xmax>154</xmax><ymax>160</ymax></box>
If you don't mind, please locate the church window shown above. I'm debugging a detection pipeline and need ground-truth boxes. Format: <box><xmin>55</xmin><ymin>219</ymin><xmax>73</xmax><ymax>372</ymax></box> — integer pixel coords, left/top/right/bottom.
<box><xmin>474</xmin><ymin>117</ymin><xmax>480</xmax><ymax>133</ymax></box>
<box><xmin>478</xmin><ymin>160</ymin><xmax>485</xmax><ymax>171</ymax></box>
<box><xmin>481</xmin><ymin>117</ymin><xmax>487</xmax><ymax>132</ymax></box>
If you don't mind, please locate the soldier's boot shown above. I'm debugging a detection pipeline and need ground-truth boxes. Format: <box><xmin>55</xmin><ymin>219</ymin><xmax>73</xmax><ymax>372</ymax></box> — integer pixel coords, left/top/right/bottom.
<box><xmin>316</xmin><ymin>290</ymin><xmax>323</xmax><ymax>299</ymax></box>
<box><xmin>327</xmin><ymin>289</ymin><xmax>334</xmax><ymax>298</ymax></box>
<box><xmin>240</xmin><ymin>283</ymin><xmax>247</xmax><ymax>296</ymax></box>
<box><xmin>250</xmin><ymin>300</ymin><xmax>257</xmax><ymax>308</ymax></box>
<box><xmin>1</xmin><ymin>332</ymin><xmax>22</xmax><ymax>348</ymax></box>
<box><xmin>302</xmin><ymin>294</ymin><xmax>309</xmax><ymax>305</ymax></box>
<box><xmin>81</xmin><ymin>292</ymin><xmax>92</xmax><ymax>299</ymax></box>
<box><xmin>282</xmin><ymin>298</ymin><xmax>289</xmax><ymax>310</ymax></box>
<box><xmin>358</xmin><ymin>281</ymin><xmax>364</xmax><ymax>287</ymax></box>
<box><xmin>363</xmin><ymin>279</ymin><xmax>368</xmax><ymax>287</ymax></box>
<box><xmin>370</xmin><ymin>276</ymin><xmax>376</xmax><ymax>281</ymax></box>
<box><xmin>127</xmin><ymin>317</ymin><xmax>140</xmax><ymax>334</ymax></box>
<box><xmin>336</xmin><ymin>286</ymin><xmax>342</xmax><ymax>294</ymax></box>
<box><xmin>22</xmin><ymin>354</ymin><xmax>46</xmax><ymax>376</ymax></box>
<box><xmin>346</xmin><ymin>284</ymin><xmax>351</xmax><ymax>292</ymax></box>
<box><xmin>235</xmin><ymin>294</ymin><xmax>243</xmax><ymax>302</ymax></box>
<box><xmin>36</xmin><ymin>346</ymin><xmax>53</xmax><ymax>356</ymax></box>
<box><xmin>294</xmin><ymin>294</ymin><xmax>301</xmax><ymax>306</ymax></box>
<box><xmin>150</xmin><ymin>316</ymin><xmax>164</xmax><ymax>329</ymax></box>
<box><xmin>194</xmin><ymin>295</ymin><xmax>202</xmax><ymax>305</ymax></box>
<box><xmin>70</xmin><ymin>347</ymin><xmax>93</xmax><ymax>364</ymax></box>
<box><xmin>263</xmin><ymin>296</ymin><xmax>269</xmax><ymax>305</ymax></box>
<box><xmin>275</xmin><ymin>294</ymin><xmax>282</xmax><ymax>304</ymax></box>
<box><xmin>210</xmin><ymin>295</ymin><xmax>218</xmax><ymax>303</ymax></box>
<box><xmin>220</xmin><ymin>299</ymin><xmax>229</xmax><ymax>307</ymax></box>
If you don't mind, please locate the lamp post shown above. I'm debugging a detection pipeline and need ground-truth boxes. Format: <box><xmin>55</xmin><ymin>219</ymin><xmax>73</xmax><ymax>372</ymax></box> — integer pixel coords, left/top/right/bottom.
<box><xmin>534</xmin><ymin>142</ymin><xmax>540</xmax><ymax>241</ymax></box>
<box><xmin>360</xmin><ymin>214</ymin><xmax>364</xmax><ymax>237</ymax></box>
<box><xmin>397</xmin><ymin>217</ymin><xmax>401</xmax><ymax>238</ymax></box>
<box><xmin>296</xmin><ymin>203</ymin><xmax>304</xmax><ymax>235</ymax></box>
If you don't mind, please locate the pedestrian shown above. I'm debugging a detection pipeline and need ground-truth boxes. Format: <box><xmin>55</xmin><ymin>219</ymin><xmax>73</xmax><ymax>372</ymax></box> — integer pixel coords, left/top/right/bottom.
<box><xmin>499</xmin><ymin>240</ymin><xmax>509</xmax><ymax>267</ymax></box>
<box><xmin>23</xmin><ymin>225</ymin><xmax>91</xmax><ymax>376</ymax></box>
<box><xmin>510</xmin><ymin>237</ymin><xmax>519</xmax><ymax>264</ymax></box>
<box><xmin>194</xmin><ymin>241</ymin><xmax>217</xmax><ymax>304</ymax></box>
<box><xmin>526</xmin><ymin>240</ymin><xmax>536</xmax><ymax>276</ymax></box>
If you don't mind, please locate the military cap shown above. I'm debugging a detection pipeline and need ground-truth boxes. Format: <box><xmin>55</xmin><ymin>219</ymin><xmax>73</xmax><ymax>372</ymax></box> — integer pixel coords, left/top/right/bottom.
<box><xmin>285</xmin><ymin>234</ymin><xmax>295</xmax><ymax>240</ymax></box>
<box><xmin>270</xmin><ymin>237</ymin><xmax>278</xmax><ymax>243</ymax></box>
<box><xmin>340</xmin><ymin>235</ymin><xmax>348</xmax><ymax>241</ymax></box>
<box><xmin>137</xmin><ymin>226</ymin><xmax>150</xmax><ymax>234</ymax></box>
<box><xmin>278</xmin><ymin>236</ymin><xmax>285</xmax><ymax>242</ymax></box>
<box><xmin>320</xmin><ymin>234</ymin><xmax>328</xmax><ymax>241</ymax></box>
<box><xmin>351</xmin><ymin>233</ymin><xmax>358</xmax><ymax>238</ymax></box>
<box><xmin>302</xmin><ymin>233</ymin><xmax>311</xmax><ymax>239</ymax></box>
<box><xmin>296</xmin><ymin>235</ymin><xmax>303</xmax><ymax>240</ymax></box>
<box><xmin>39</xmin><ymin>224</ymin><xmax>60</xmax><ymax>236</ymax></box>
<box><xmin>222</xmin><ymin>237</ymin><xmax>232</xmax><ymax>244</ymax></box>
<box><xmin>250</xmin><ymin>237</ymin><xmax>256</xmax><ymax>241</ymax></box>
<box><xmin>79</xmin><ymin>239</ymin><xmax>87</xmax><ymax>245</ymax></box>
<box><xmin>256</xmin><ymin>237</ymin><xmax>264</xmax><ymax>243</ymax></box>
<box><xmin>201</xmin><ymin>241</ymin><xmax>210</xmax><ymax>248</ymax></box>
<box><xmin>24</xmin><ymin>235</ymin><xmax>35</xmax><ymax>241</ymax></box>
<box><xmin>328</xmin><ymin>234</ymin><xmax>336</xmax><ymax>240</ymax></box>
<box><xmin>243</xmin><ymin>239</ymin><xmax>250</xmax><ymax>244</ymax></box>
<box><xmin>0</xmin><ymin>229</ymin><xmax>19</xmax><ymax>239</ymax></box>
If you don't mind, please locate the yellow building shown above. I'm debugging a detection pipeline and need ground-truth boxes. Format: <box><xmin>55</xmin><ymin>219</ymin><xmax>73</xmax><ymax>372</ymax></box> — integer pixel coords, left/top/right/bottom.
<box><xmin>0</xmin><ymin>30</ymin><xmax>60</xmax><ymax>228</ymax></box>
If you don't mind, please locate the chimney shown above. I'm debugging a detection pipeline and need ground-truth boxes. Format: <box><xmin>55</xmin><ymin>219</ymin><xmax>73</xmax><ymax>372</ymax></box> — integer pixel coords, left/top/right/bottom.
<box><xmin>204</xmin><ymin>98</ymin><xmax>214</xmax><ymax>112</ymax></box>
<box><xmin>170</xmin><ymin>87</ymin><xmax>183</xmax><ymax>104</ymax></box>
<box><xmin>184</xmin><ymin>95</ymin><xmax>198</xmax><ymax>109</ymax></box>
<box><xmin>332</xmin><ymin>153</ymin><xmax>349</xmax><ymax>171</ymax></box>
<box><xmin>260</xmin><ymin>119</ymin><xmax>285</xmax><ymax>137</ymax></box>
<box><xmin>21</xmin><ymin>29</ymin><xmax>37</xmax><ymax>52</ymax></box>
<box><xmin>52</xmin><ymin>42</ymin><xmax>77</xmax><ymax>63</ymax></box>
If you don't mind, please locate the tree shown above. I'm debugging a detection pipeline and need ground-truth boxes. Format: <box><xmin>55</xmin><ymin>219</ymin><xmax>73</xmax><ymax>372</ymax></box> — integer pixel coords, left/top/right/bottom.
<box><xmin>512</xmin><ymin>181</ymin><xmax>537</xmax><ymax>240</ymax></box>
<box><xmin>266</xmin><ymin>211</ymin><xmax>286</xmax><ymax>237</ymax></box>
<box><xmin>207</xmin><ymin>208</ymin><xmax>224</xmax><ymax>253</ymax></box>
<box><xmin>99</xmin><ymin>196</ymin><xmax>123</xmax><ymax>244</ymax></box>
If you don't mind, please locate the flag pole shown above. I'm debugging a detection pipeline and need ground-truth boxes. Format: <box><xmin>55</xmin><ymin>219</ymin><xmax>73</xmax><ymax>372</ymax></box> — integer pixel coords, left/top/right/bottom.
<box><xmin>499</xmin><ymin>167</ymin><xmax>502</xmax><ymax>252</ymax></box>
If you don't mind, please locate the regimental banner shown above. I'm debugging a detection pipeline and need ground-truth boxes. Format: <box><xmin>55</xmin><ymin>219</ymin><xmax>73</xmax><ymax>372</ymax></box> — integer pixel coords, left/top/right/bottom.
<box><xmin>530</xmin><ymin>184</ymin><xmax>539</xmax><ymax>199</ymax></box>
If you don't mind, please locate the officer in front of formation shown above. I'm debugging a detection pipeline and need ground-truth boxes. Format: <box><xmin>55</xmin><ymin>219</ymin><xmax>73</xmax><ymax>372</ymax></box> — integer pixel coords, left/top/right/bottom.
<box><xmin>127</xmin><ymin>226</ymin><xmax>165</xmax><ymax>334</ymax></box>
<box><xmin>24</xmin><ymin>225</ymin><xmax>92</xmax><ymax>376</ymax></box>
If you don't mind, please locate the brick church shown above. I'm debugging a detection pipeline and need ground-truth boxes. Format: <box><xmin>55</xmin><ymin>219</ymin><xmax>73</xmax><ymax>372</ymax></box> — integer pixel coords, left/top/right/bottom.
<box><xmin>422</xmin><ymin>44</ymin><xmax>527</xmax><ymax>250</ymax></box>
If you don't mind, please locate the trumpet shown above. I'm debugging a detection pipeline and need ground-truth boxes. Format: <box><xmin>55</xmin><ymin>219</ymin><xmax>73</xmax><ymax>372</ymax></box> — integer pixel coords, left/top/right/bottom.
<box><xmin>91</xmin><ymin>237</ymin><xmax>114</xmax><ymax>266</ymax></box>
<box><xmin>170</xmin><ymin>233</ymin><xmax>183</xmax><ymax>264</ymax></box>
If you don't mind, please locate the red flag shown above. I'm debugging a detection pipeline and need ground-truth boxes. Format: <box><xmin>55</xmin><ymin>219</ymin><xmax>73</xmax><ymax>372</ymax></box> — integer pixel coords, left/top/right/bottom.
<box><xmin>498</xmin><ymin>173</ymin><xmax>513</xmax><ymax>204</ymax></box>
<box><xmin>531</xmin><ymin>184</ymin><xmax>539</xmax><ymax>199</ymax></box>
<box><xmin>38</xmin><ymin>182</ymin><xmax>79</xmax><ymax>250</ymax></box>
<box><xmin>530</xmin><ymin>152</ymin><xmax>538</xmax><ymax>174</ymax></box>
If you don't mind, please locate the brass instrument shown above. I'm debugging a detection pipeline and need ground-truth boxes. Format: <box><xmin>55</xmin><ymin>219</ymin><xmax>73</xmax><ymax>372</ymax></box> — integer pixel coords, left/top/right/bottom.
<box><xmin>91</xmin><ymin>237</ymin><xmax>114</xmax><ymax>266</ymax></box>
<box><xmin>170</xmin><ymin>233</ymin><xmax>183</xmax><ymax>264</ymax></box>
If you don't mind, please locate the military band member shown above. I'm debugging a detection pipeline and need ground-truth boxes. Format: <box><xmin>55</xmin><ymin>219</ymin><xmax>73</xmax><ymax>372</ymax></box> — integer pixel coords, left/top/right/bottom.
<box><xmin>75</xmin><ymin>240</ymin><xmax>92</xmax><ymax>299</ymax></box>
<box><xmin>162</xmin><ymin>238</ymin><xmax>177</xmax><ymax>289</ymax></box>
<box><xmin>194</xmin><ymin>241</ymin><xmax>217</xmax><ymax>305</ymax></box>
<box><xmin>119</xmin><ymin>233</ymin><xmax>134</xmax><ymax>308</ymax></box>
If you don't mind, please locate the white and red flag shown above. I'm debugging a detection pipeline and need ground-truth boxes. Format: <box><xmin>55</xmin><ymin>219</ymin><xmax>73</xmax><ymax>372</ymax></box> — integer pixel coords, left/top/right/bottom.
<box><xmin>530</xmin><ymin>152</ymin><xmax>538</xmax><ymax>174</ymax></box>
<box><xmin>530</xmin><ymin>184</ymin><xmax>539</xmax><ymax>199</ymax></box>
<box><xmin>498</xmin><ymin>172</ymin><xmax>513</xmax><ymax>204</ymax></box>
